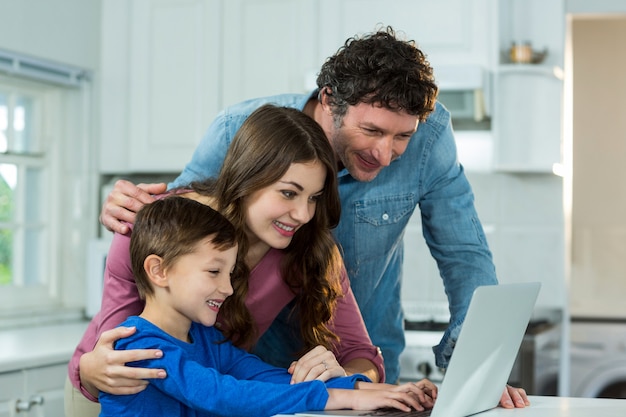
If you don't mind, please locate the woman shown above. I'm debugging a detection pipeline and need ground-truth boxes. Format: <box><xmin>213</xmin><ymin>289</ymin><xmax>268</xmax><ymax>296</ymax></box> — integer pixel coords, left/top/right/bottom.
<box><xmin>65</xmin><ymin>105</ymin><xmax>385</xmax><ymax>417</ymax></box>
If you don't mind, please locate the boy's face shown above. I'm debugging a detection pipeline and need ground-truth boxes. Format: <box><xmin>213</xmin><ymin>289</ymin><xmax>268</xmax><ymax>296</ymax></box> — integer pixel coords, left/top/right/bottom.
<box><xmin>165</xmin><ymin>239</ymin><xmax>237</xmax><ymax>329</ymax></box>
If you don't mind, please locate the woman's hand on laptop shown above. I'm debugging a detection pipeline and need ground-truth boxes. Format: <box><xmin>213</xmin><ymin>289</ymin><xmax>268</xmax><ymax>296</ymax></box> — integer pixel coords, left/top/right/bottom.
<box><xmin>500</xmin><ymin>384</ymin><xmax>530</xmax><ymax>408</ymax></box>
<box><xmin>288</xmin><ymin>345</ymin><xmax>346</xmax><ymax>384</ymax></box>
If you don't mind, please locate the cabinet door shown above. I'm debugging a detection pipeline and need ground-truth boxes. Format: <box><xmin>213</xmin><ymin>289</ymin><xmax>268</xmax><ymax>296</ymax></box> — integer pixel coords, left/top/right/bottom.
<box><xmin>317</xmin><ymin>0</ymin><xmax>494</xmax><ymax>69</ymax></box>
<box><xmin>23</xmin><ymin>364</ymin><xmax>67</xmax><ymax>417</ymax></box>
<box><xmin>493</xmin><ymin>67</ymin><xmax>563</xmax><ymax>172</ymax></box>
<box><xmin>0</xmin><ymin>370</ymin><xmax>24</xmax><ymax>417</ymax></box>
<box><xmin>127</xmin><ymin>0</ymin><xmax>221</xmax><ymax>172</ymax></box>
<box><xmin>100</xmin><ymin>0</ymin><xmax>221</xmax><ymax>173</ymax></box>
<box><xmin>221</xmin><ymin>0</ymin><xmax>318</xmax><ymax>107</ymax></box>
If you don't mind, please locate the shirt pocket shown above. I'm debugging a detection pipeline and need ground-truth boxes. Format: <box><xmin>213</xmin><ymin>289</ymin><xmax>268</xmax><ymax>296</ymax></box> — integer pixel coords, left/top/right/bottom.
<box><xmin>354</xmin><ymin>194</ymin><xmax>416</xmax><ymax>262</ymax></box>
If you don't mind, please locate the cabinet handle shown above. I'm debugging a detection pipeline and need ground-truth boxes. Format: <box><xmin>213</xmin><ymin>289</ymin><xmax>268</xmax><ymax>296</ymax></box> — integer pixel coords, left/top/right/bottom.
<box><xmin>15</xmin><ymin>395</ymin><xmax>44</xmax><ymax>412</ymax></box>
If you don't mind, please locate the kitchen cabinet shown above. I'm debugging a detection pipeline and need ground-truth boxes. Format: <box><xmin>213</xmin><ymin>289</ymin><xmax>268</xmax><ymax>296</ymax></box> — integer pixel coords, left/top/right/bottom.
<box><xmin>221</xmin><ymin>0</ymin><xmax>319</xmax><ymax>107</ymax></box>
<box><xmin>99</xmin><ymin>0</ymin><xmax>221</xmax><ymax>173</ymax></box>
<box><xmin>493</xmin><ymin>65</ymin><xmax>563</xmax><ymax>172</ymax></box>
<box><xmin>317</xmin><ymin>0</ymin><xmax>494</xmax><ymax>70</ymax></box>
<box><xmin>0</xmin><ymin>363</ymin><xmax>66</xmax><ymax>417</ymax></box>
<box><xmin>492</xmin><ymin>0</ymin><xmax>565</xmax><ymax>172</ymax></box>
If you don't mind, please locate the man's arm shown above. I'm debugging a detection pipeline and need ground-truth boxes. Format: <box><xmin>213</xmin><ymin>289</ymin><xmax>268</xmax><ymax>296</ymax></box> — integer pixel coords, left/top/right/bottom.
<box><xmin>99</xmin><ymin>180</ymin><xmax>165</xmax><ymax>234</ymax></box>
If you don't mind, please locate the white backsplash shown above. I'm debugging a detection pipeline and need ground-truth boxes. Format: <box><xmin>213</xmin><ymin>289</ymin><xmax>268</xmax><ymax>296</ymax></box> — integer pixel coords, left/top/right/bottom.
<box><xmin>402</xmin><ymin>171</ymin><xmax>565</xmax><ymax>310</ymax></box>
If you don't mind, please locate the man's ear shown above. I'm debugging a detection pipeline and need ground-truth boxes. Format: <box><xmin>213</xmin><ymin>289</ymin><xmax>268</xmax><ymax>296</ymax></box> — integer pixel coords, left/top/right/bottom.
<box><xmin>144</xmin><ymin>254</ymin><xmax>168</xmax><ymax>288</ymax></box>
<box><xmin>319</xmin><ymin>87</ymin><xmax>333</xmax><ymax>114</ymax></box>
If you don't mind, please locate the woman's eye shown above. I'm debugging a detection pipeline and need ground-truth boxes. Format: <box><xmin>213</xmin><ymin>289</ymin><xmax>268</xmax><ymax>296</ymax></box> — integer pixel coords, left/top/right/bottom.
<box><xmin>281</xmin><ymin>190</ymin><xmax>296</xmax><ymax>198</ymax></box>
<box><xmin>309</xmin><ymin>194</ymin><xmax>321</xmax><ymax>202</ymax></box>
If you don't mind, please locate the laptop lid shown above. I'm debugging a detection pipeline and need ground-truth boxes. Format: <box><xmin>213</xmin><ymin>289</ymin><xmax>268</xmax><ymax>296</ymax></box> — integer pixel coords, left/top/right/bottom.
<box><xmin>293</xmin><ymin>282</ymin><xmax>541</xmax><ymax>417</ymax></box>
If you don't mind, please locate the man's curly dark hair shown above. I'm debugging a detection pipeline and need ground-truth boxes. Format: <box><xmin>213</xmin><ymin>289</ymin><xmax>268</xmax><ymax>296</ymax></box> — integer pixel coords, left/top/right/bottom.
<box><xmin>316</xmin><ymin>26</ymin><xmax>438</xmax><ymax>125</ymax></box>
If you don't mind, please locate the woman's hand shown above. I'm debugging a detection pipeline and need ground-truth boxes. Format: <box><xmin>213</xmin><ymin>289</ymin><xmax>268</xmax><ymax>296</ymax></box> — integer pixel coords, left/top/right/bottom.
<box><xmin>287</xmin><ymin>345</ymin><xmax>346</xmax><ymax>384</ymax></box>
<box><xmin>79</xmin><ymin>327</ymin><xmax>166</xmax><ymax>397</ymax></box>
<box><xmin>499</xmin><ymin>384</ymin><xmax>530</xmax><ymax>408</ymax></box>
<box><xmin>99</xmin><ymin>180</ymin><xmax>165</xmax><ymax>234</ymax></box>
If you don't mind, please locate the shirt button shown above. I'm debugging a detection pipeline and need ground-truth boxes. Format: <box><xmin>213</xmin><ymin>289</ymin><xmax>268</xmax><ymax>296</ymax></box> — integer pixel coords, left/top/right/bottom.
<box><xmin>382</xmin><ymin>213</ymin><xmax>389</xmax><ymax>221</ymax></box>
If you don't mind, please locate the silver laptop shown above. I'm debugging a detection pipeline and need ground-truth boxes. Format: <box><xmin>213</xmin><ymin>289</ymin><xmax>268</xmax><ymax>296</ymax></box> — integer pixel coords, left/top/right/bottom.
<box><xmin>294</xmin><ymin>282</ymin><xmax>541</xmax><ymax>417</ymax></box>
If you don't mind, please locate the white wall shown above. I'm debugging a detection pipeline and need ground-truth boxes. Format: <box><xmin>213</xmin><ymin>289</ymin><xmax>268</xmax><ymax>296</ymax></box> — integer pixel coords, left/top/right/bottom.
<box><xmin>0</xmin><ymin>0</ymin><xmax>101</xmax><ymax>69</ymax></box>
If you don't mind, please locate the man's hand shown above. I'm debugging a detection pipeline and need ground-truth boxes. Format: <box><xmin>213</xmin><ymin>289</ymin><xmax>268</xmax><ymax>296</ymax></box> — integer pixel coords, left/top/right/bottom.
<box><xmin>79</xmin><ymin>326</ymin><xmax>166</xmax><ymax>397</ymax></box>
<box><xmin>499</xmin><ymin>384</ymin><xmax>530</xmax><ymax>408</ymax></box>
<box><xmin>99</xmin><ymin>180</ymin><xmax>166</xmax><ymax>234</ymax></box>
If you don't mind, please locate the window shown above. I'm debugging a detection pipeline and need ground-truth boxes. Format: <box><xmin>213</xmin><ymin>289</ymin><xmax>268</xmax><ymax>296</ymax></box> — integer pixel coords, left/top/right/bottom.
<box><xmin>0</xmin><ymin>80</ymin><xmax>57</xmax><ymax>312</ymax></box>
<box><xmin>0</xmin><ymin>72</ymin><xmax>95</xmax><ymax>325</ymax></box>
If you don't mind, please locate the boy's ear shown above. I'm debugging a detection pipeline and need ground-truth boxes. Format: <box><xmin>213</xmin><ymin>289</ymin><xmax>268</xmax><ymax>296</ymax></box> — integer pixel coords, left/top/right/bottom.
<box><xmin>144</xmin><ymin>254</ymin><xmax>168</xmax><ymax>288</ymax></box>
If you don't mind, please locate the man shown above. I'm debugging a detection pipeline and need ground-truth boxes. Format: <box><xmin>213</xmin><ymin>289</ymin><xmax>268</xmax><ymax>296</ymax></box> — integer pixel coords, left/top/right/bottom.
<box><xmin>99</xmin><ymin>27</ymin><xmax>528</xmax><ymax>407</ymax></box>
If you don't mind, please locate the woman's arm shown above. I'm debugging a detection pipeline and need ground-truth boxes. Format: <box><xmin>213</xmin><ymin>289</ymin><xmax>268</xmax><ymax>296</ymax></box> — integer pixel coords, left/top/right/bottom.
<box><xmin>327</xmin><ymin>267</ymin><xmax>385</xmax><ymax>382</ymax></box>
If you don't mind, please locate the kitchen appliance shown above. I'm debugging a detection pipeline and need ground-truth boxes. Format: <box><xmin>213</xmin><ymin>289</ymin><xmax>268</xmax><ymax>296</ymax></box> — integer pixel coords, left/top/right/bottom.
<box><xmin>399</xmin><ymin>301</ymin><xmax>561</xmax><ymax>396</ymax></box>
<box><xmin>570</xmin><ymin>320</ymin><xmax>626</xmax><ymax>398</ymax></box>
<box><xmin>435</xmin><ymin>65</ymin><xmax>490</xmax><ymax>131</ymax></box>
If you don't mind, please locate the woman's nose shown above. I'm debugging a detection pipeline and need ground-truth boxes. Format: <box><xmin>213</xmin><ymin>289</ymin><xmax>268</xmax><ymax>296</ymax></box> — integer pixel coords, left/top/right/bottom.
<box><xmin>291</xmin><ymin>200</ymin><xmax>314</xmax><ymax>224</ymax></box>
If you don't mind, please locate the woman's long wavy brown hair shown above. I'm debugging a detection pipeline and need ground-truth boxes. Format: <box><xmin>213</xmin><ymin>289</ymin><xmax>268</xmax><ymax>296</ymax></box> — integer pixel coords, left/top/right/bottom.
<box><xmin>190</xmin><ymin>104</ymin><xmax>343</xmax><ymax>353</ymax></box>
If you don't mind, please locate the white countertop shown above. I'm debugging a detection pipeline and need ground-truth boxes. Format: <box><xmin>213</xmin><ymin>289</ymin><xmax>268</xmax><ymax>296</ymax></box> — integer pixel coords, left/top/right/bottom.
<box><xmin>0</xmin><ymin>321</ymin><xmax>89</xmax><ymax>373</ymax></box>
<box><xmin>274</xmin><ymin>396</ymin><xmax>626</xmax><ymax>417</ymax></box>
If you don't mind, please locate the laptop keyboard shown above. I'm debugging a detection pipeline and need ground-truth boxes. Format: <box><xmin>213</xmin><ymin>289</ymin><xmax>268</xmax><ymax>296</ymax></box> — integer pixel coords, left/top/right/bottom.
<box><xmin>358</xmin><ymin>408</ymin><xmax>432</xmax><ymax>416</ymax></box>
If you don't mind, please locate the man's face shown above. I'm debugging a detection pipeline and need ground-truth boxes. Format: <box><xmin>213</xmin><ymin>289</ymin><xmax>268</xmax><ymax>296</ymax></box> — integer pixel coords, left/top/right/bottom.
<box><xmin>328</xmin><ymin>102</ymin><xmax>419</xmax><ymax>182</ymax></box>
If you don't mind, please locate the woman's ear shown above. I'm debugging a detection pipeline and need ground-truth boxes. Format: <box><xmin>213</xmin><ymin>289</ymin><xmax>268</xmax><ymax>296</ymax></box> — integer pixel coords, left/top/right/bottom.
<box><xmin>144</xmin><ymin>254</ymin><xmax>168</xmax><ymax>288</ymax></box>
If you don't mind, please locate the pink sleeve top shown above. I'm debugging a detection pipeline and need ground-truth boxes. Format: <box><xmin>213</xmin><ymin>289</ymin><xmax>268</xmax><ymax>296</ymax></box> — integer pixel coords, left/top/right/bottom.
<box><xmin>239</xmin><ymin>248</ymin><xmax>385</xmax><ymax>381</ymax></box>
<box><xmin>68</xmin><ymin>238</ymin><xmax>385</xmax><ymax>402</ymax></box>
<box><xmin>68</xmin><ymin>229</ymin><xmax>142</xmax><ymax>401</ymax></box>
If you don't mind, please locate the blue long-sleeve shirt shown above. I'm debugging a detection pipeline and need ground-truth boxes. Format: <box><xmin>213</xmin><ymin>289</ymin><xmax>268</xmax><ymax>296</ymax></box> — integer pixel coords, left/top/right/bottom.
<box><xmin>99</xmin><ymin>316</ymin><xmax>369</xmax><ymax>417</ymax></box>
<box><xmin>170</xmin><ymin>91</ymin><xmax>498</xmax><ymax>382</ymax></box>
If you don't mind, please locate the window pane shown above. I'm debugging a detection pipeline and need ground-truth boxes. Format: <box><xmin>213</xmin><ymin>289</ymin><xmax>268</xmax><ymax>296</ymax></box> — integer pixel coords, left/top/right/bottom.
<box><xmin>0</xmin><ymin>93</ymin><xmax>6</xmax><ymax>153</ymax></box>
<box><xmin>0</xmin><ymin>163</ymin><xmax>12</xmax><ymax>285</ymax></box>
<box><xmin>0</xmin><ymin>164</ymin><xmax>14</xmax><ymax>222</ymax></box>
<box><xmin>23</xmin><ymin>227</ymin><xmax>43</xmax><ymax>285</ymax></box>
<box><xmin>14</xmin><ymin>95</ymin><xmax>36</xmax><ymax>153</ymax></box>
<box><xmin>24</xmin><ymin>166</ymin><xmax>42</xmax><ymax>223</ymax></box>
<box><xmin>0</xmin><ymin>164</ymin><xmax>44</xmax><ymax>288</ymax></box>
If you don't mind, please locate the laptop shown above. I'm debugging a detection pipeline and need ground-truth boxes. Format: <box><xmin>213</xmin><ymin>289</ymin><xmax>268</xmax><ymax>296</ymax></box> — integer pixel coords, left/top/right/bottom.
<box><xmin>294</xmin><ymin>282</ymin><xmax>541</xmax><ymax>417</ymax></box>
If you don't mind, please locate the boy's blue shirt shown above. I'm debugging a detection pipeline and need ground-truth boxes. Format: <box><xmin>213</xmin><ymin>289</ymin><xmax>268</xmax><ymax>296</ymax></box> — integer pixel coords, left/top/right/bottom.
<box><xmin>99</xmin><ymin>316</ymin><xmax>370</xmax><ymax>417</ymax></box>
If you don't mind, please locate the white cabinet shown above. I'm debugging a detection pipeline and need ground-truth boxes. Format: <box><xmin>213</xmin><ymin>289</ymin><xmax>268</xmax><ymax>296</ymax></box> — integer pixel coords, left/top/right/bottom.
<box><xmin>0</xmin><ymin>363</ymin><xmax>66</xmax><ymax>417</ymax></box>
<box><xmin>492</xmin><ymin>0</ymin><xmax>565</xmax><ymax>172</ymax></box>
<box><xmin>317</xmin><ymin>0</ymin><xmax>495</xmax><ymax>70</ymax></box>
<box><xmin>493</xmin><ymin>66</ymin><xmax>563</xmax><ymax>172</ymax></box>
<box><xmin>99</xmin><ymin>0</ymin><xmax>221</xmax><ymax>173</ymax></box>
<box><xmin>221</xmin><ymin>0</ymin><xmax>319</xmax><ymax>107</ymax></box>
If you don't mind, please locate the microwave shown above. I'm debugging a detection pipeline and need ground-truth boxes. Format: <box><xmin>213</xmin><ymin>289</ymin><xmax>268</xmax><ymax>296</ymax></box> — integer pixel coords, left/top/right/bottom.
<box><xmin>435</xmin><ymin>65</ymin><xmax>491</xmax><ymax>131</ymax></box>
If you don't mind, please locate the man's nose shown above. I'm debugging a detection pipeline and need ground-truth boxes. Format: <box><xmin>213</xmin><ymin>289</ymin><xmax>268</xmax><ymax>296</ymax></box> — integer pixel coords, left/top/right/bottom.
<box><xmin>372</xmin><ymin>136</ymin><xmax>394</xmax><ymax>166</ymax></box>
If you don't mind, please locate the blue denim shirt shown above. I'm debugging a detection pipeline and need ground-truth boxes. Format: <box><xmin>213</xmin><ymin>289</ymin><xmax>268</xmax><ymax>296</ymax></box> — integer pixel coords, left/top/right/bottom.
<box><xmin>170</xmin><ymin>92</ymin><xmax>498</xmax><ymax>383</ymax></box>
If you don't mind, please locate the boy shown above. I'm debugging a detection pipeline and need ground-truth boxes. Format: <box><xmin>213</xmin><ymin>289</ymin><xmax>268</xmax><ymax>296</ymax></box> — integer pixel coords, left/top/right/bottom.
<box><xmin>98</xmin><ymin>196</ymin><xmax>436</xmax><ymax>416</ymax></box>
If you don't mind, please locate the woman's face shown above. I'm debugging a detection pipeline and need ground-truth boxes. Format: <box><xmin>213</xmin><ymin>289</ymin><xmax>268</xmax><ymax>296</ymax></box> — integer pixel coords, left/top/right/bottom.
<box><xmin>243</xmin><ymin>160</ymin><xmax>326</xmax><ymax>252</ymax></box>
